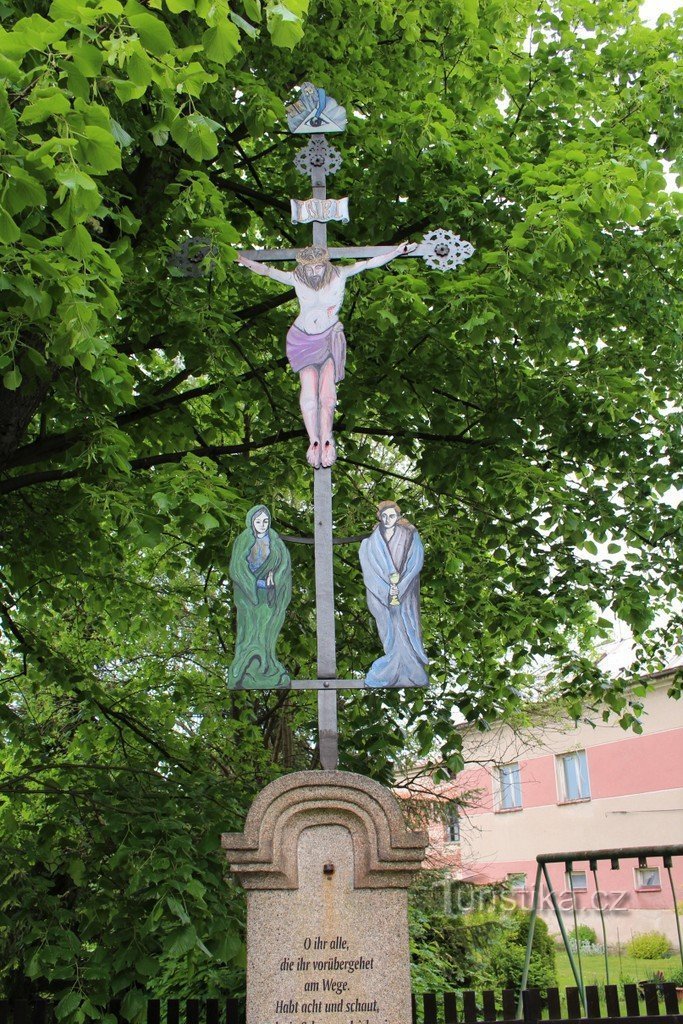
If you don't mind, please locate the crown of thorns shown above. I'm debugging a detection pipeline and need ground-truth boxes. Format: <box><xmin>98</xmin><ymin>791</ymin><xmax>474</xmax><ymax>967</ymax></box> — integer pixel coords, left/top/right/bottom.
<box><xmin>296</xmin><ymin>245</ymin><xmax>330</xmax><ymax>265</ymax></box>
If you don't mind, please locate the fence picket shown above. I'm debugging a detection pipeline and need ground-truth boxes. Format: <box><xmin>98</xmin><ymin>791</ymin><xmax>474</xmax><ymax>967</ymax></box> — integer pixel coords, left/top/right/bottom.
<box><xmin>482</xmin><ymin>990</ymin><xmax>497</xmax><ymax>1021</ymax></box>
<box><xmin>444</xmin><ymin>991</ymin><xmax>458</xmax><ymax>1024</ymax></box>
<box><xmin>623</xmin><ymin>985</ymin><xmax>641</xmax><ymax>1017</ymax></box>
<box><xmin>226</xmin><ymin>997</ymin><xmax>241</xmax><ymax>1024</ymax></box>
<box><xmin>463</xmin><ymin>990</ymin><xmax>478</xmax><ymax>1023</ymax></box>
<box><xmin>586</xmin><ymin>986</ymin><xmax>602</xmax><ymax>1018</ymax></box>
<box><xmin>146</xmin><ymin>998</ymin><xmax>161</xmax><ymax>1024</ymax></box>
<box><xmin>166</xmin><ymin>998</ymin><xmax>180</xmax><ymax>1024</ymax></box>
<box><xmin>546</xmin><ymin>987</ymin><xmax>562</xmax><ymax>1019</ymax></box>
<box><xmin>566</xmin><ymin>987</ymin><xmax>582</xmax><ymax>1019</ymax></box>
<box><xmin>502</xmin><ymin>989</ymin><xmax>518</xmax><ymax>1021</ymax></box>
<box><xmin>423</xmin><ymin>992</ymin><xmax>438</xmax><ymax>1024</ymax></box>
<box><xmin>605</xmin><ymin>986</ymin><xmax>622</xmax><ymax>1018</ymax></box>
<box><xmin>661</xmin><ymin>984</ymin><xmax>678</xmax><ymax>1015</ymax></box>
<box><xmin>642</xmin><ymin>986</ymin><xmax>660</xmax><ymax>1017</ymax></box>
<box><xmin>522</xmin><ymin>987</ymin><xmax>542</xmax><ymax>1022</ymax></box>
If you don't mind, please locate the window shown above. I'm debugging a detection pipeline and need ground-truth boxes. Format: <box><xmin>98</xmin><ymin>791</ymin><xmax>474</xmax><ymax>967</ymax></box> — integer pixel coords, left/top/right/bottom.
<box><xmin>565</xmin><ymin>870</ymin><xmax>588</xmax><ymax>892</ymax></box>
<box><xmin>445</xmin><ymin>809</ymin><xmax>460</xmax><ymax>844</ymax></box>
<box><xmin>557</xmin><ymin>750</ymin><xmax>590</xmax><ymax>802</ymax></box>
<box><xmin>635</xmin><ymin>867</ymin><xmax>661</xmax><ymax>890</ymax></box>
<box><xmin>497</xmin><ymin>763</ymin><xmax>522</xmax><ymax>810</ymax></box>
<box><xmin>507</xmin><ymin>872</ymin><xmax>527</xmax><ymax>892</ymax></box>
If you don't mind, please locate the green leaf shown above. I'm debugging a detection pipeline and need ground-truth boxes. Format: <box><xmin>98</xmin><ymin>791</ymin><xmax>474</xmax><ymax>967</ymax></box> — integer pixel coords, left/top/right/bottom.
<box><xmin>113</xmin><ymin>78</ymin><xmax>148</xmax><ymax>103</ymax></box>
<box><xmin>3</xmin><ymin>368</ymin><xmax>22</xmax><ymax>390</ymax></box>
<box><xmin>111</xmin><ymin>118</ymin><xmax>134</xmax><ymax>148</ymax></box>
<box><xmin>0</xmin><ymin>85</ymin><xmax>17</xmax><ymax>141</ymax></box>
<box><xmin>125</xmin><ymin>51</ymin><xmax>153</xmax><ymax>87</ymax></box>
<box><xmin>61</xmin><ymin>223</ymin><xmax>94</xmax><ymax>259</ymax></box>
<box><xmin>5</xmin><ymin>166</ymin><xmax>46</xmax><ymax>213</ymax></box>
<box><xmin>202</xmin><ymin>19</ymin><xmax>240</xmax><ymax>64</ymax></box>
<box><xmin>66</xmin><ymin>61</ymin><xmax>90</xmax><ymax>101</ymax></box>
<box><xmin>166</xmin><ymin>0</ymin><xmax>195</xmax><ymax>10</ymax></box>
<box><xmin>167</xmin><ymin>923</ymin><xmax>198</xmax><ymax>956</ymax></box>
<box><xmin>128</xmin><ymin>12</ymin><xmax>175</xmax><ymax>55</ymax></box>
<box><xmin>54</xmin><ymin>165</ymin><xmax>98</xmax><ymax>191</ymax></box>
<box><xmin>230</xmin><ymin>11</ymin><xmax>258</xmax><ymax>37</ymax></box>
<box><xmin>461</xmin><ymin>0</ymin><xmax>479</xmax><ymax>27</ymax></box>
<box><xmin>214</xmin><ymin>930</ymin><xmax>242</xmax><ymax>962</ymax></box>
<box><xmin>120</xmin><ymin>989</ymin><xmax>147</xmax><ymax>1022</ymax></box>
<box><xmin>56</xmin><ymin>991</ymin><xmax>82</xmax><ymax>1021</ymax></box>
<box><xmin>266</xmin><ymin>2</ymin><xmax>304</xmax><ymax>47</ymax></box>
<box><xmin>0</xmin><ymin>206</ymin><xmax>20</xmax><ymax>243</ymax></box>
<box><xmin>170</xmin><ymin>113</ymin><xmax>218</xmax><ymax>160</ymax></box>
<box><xmin>76</xmin><ymin>125</ymin><xmax>122</xmax><ymax>173</ymax></box>
<box><xmin>166</xmin><ymin>895</ymin><xmax>190</xmax><ymax>922</ymax></box>
<box><xmin>70</xmin><ymin>41</ymin><xmax>105</xmax><ymax>77</ymax></box>
<box><xmin>20</xmin><ymin>90</ymin><xmax>70</xmax><ymax>123</ymax></box>
<box><xmin>198</xmin><ymin>512</ymin><xmax>220</xmax><ymax>530</ymax></box>
<box><xmin>0</xmin><ymin>54</ymin><xmax>23</xmax><ymax>83</ymax></box>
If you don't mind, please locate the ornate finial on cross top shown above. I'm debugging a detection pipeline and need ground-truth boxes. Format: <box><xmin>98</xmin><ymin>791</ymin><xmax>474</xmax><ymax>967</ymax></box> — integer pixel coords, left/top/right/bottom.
<box><xmin>230</xmin><ymin>82</ymin><xmax>475</xmax><ymax>768</ymax></box>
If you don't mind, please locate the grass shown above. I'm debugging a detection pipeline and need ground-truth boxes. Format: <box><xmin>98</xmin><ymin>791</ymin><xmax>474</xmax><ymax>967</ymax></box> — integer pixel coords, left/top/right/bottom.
<box><xmin>554</xmin><ymin>949</ymin><xmax>682</xmax><ymax>989</ymax></box>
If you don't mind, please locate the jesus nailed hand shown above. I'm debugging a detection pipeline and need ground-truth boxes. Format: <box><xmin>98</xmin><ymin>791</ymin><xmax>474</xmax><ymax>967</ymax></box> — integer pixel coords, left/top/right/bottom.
<box><xmin>237</xmin><ymin>241</ymin><xmax>417</xmax><ymax>469</ymax></box>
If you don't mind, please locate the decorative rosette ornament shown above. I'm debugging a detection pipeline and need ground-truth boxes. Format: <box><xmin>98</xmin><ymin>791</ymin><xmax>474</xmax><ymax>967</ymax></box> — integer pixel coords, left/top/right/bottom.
<box><xmin>421</xmin><ymin>229</ymin><xmax>475</xmax><ymax>271</ymax></box>
<box><xmin>294</xmin><ymin>136</ymin><xmax>343</xmax><ymax>177</ymax></box>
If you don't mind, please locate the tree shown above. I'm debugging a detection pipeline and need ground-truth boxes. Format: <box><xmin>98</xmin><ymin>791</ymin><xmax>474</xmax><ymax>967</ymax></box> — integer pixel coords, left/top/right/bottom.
<box><xmin>1</xmin><ymin>0</ymin><xmax>682</xmax><ymax>1010</ymax></box>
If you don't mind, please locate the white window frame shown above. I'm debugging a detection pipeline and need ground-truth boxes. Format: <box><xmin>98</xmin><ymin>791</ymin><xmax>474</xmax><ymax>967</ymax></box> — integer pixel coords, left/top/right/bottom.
<box><xmin>565</xmin><ymin>869</ymin><xmax>588</xmax><ymax>892</ymax></box>
<box><xmin>634</xmin><ymin>866</ymin><xmax>661</xmax><ymax>891</ymax></box>
<box><xmin>556</xmin><ymin>750</ymin><xmax>591</xmax><ymax>803</ymax></box>
<box><xmin>496</xmin><ymin>763</ymin><xmax>523</xmax><ymax>811</ymax></box>
<box><xmin>445</xmin><ymin>809</ymin><xmax>460</xmax><ymax>844</ymax></box>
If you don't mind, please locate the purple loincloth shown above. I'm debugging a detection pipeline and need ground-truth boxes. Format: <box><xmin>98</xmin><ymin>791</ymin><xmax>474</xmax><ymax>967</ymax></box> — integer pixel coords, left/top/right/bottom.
<box><xmin>286</xmin><ymin>321</ymin><xmax>346</xmax><ymax>382</ymax></box>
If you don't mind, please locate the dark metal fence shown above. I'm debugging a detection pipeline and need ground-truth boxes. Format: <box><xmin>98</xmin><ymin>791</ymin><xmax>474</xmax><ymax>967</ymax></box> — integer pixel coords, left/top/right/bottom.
<box><xmin>0</xmin><ymin>986</ymin><xmax>681</xmax><ymax>1024</ymax></box>
<box><xmin>412</xmin><ymin>985</ymin><xmax>682</xmax><ymax>1024</ymax></box>
<box><xmin>0</xmin><ymin>998</ymin><xmax>242</xmax><ymax>1024</ymax></box>
<box><xmin>0</xmin><ymin>987</ymin><xmax>679</xmax><ymax>1024</ymax></box>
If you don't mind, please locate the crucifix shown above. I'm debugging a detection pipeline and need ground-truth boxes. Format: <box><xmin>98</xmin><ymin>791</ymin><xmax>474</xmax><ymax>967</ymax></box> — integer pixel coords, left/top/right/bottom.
<box><xmin>232</xmin><ymin>83</ymin><xmax>474</xmax><ymax>770</ymax></box>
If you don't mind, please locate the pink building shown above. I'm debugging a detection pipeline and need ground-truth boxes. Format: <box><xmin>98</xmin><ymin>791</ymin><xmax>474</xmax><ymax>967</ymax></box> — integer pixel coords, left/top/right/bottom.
<box><xmin>423</xmin><ymin>671</ymin><xmax>683</xmax><ymax>944</ymax></box>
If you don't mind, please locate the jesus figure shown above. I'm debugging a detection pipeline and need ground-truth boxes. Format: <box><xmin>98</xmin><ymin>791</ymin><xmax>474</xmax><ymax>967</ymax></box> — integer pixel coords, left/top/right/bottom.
<box><xmin>237</xmin><ymin>241</ymin><xmax>416</xmax><ymax>468</ymax></box>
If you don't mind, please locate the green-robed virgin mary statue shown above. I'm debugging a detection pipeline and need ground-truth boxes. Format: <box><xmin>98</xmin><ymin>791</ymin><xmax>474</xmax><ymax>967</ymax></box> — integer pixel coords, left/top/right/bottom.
<box><xmin>227</xmin><ymin>505</ymin><xmax>292</xmax><ymax>689</ymax></box>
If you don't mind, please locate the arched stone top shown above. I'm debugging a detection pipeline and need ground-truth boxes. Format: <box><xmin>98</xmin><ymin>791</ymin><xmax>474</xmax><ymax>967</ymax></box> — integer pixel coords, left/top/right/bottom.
<box><xmin>222</xmin><ymin>771</ymin><xmax>427</xmax><ymax>891</ymax></box>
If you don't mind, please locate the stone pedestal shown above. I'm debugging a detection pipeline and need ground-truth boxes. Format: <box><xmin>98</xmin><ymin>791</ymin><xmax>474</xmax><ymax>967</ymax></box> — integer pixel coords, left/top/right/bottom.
<box><xmin>222</xmin><ymin>771</ymin><xmax>427</xmax><ymax>1024</ymax></box>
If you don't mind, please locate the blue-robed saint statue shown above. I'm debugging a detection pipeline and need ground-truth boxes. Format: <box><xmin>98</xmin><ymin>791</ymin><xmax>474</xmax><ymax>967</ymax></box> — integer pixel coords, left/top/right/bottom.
<box><xmin>359</xmin><ymin>501</ymin><xmax>428</xmax><ymax>688</ymax></box>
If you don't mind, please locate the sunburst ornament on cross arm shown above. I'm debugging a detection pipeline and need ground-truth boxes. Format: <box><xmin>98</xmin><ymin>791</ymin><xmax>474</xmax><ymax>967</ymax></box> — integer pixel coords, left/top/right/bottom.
<box><xmin>421</xmin><ymin>229</ymin><xmax>475</xmax><ymax>272</ymax></box>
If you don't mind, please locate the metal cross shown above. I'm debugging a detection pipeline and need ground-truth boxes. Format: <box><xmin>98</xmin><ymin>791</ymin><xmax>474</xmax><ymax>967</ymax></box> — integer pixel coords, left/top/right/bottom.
<box><xmin>238</xmin><ymin>85</ymin><xmax>474</xmax><ymax>771</ymax></box>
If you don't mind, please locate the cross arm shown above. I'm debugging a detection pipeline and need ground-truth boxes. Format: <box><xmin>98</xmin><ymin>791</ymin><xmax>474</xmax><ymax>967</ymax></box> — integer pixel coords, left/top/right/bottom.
<box><xmin>238</xmin><ymin>245</ymin><xmax>429</xmax><ymax>263</ymax></box>
<box><xmin>239</xmin><ymin>230</ymin><xmax>474</xmax><ymax>273</ymax></box>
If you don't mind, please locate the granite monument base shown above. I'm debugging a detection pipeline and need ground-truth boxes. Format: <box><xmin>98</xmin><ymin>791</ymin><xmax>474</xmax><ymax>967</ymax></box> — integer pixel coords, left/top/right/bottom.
<box><xmin>222</xmin><ymin>771</ymin><xmax>427</xmax><ymax>1024</ymax></box>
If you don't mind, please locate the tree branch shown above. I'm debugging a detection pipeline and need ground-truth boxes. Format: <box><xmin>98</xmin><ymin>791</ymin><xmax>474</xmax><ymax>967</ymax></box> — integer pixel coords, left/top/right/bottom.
<box><xmin>0</xmin><ymin>427</ymin><xmax>491</xmax><ymax>495</ymax></box>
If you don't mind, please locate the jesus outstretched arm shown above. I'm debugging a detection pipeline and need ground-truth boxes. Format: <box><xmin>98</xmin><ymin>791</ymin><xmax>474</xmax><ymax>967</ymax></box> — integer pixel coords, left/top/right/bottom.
<box><xmin>341</xmin><ymin>241</ymin><xmax>417</xmax><ymax>278</ymax></box>
<box><xmin>237</xmin><ymin>254</ymin><xmax>295</xmax><ymax>286</ymax></box>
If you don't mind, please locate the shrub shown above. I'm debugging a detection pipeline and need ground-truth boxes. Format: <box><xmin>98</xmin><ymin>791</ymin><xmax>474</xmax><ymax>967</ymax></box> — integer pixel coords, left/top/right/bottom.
<box><xmin>569</xmin><ymin>924</ymin><xmax>597</xmax><ymax>945</ymax></box>
<box><xmin>477</xmin><ymin>908</ymin><xmax>557</xmax><ymax>995</ymax></box>
<box><xmin>626</xmin><ymin>932</ymin><xmax>671</xmax><ymax>959</ymax></box>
